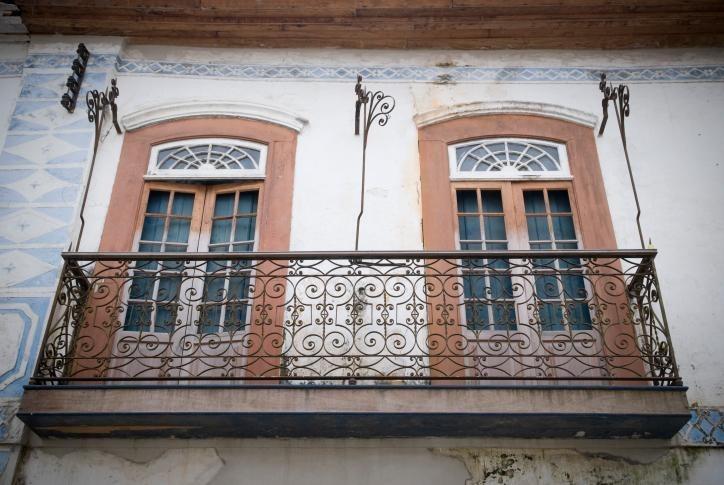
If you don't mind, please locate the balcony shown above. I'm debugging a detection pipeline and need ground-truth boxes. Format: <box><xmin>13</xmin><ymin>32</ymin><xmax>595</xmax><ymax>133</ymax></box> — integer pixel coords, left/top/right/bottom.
<box><xmin>19</xmin><ymin>250</ymin><xmax>689</xmax><ymax>439</ymax></box>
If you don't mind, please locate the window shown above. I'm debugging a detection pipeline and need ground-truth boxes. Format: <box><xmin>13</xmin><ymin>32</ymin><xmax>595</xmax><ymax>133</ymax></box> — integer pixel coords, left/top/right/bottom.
<box><xmin>123</xmin><ymin>183</ymin><xmax>260</xmax><ymax>335</ymax></box>
<box><xmin>449</xmin><ymin>138</ymin><xmax>569</xmax><ymax>180</ymax></box>
<box><xmin>147</xmin><ymin>138</ymin><xmax>267</xmax><ymax>180</ymax></box>
<box><xmin>445</xmin><ymin>134</ymin><xmax>591</xmax><ymax>333</ymax></box>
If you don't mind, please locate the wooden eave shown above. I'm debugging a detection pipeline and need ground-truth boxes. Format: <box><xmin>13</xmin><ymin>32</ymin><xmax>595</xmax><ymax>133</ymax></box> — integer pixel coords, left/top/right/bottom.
<box><xmin>11</xmin><ymin>0</ymin><xmax>724</xmax><ymax>49</ymax></box>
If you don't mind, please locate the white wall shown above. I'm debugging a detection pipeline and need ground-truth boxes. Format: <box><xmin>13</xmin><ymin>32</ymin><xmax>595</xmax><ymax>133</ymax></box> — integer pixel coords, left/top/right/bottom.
<box><xmin>77</xmin><ymin>45</ymin><xmax>724</xmax><ymax>405</ymax></box>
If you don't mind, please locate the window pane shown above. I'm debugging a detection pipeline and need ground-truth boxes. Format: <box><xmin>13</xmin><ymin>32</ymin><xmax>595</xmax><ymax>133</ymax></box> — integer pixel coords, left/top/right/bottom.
<box><xmin>548</xmin><ymin>190</ymin><xmax>572</xmax><ymax>212</ymax></box>
<box><xmin>481</xmin><ymin>190</ymin><xmax>503</xmax><ymax>212</ymax></box>
<box><xmin>224</xmin><ymin>303</ymin><xmax>248</xmax><ymax>332</ymax></box>
<box><xmin>155</xmin><ymin>305</ymin><xmax>176</xmax><ymax>334</ymax></box>
<box><xmin>171</xmin><ymin>192</ymin><xmax>194</xmax><ymax>216</ymax></box>
<box><xmin>124</xmin><ymin>303</ymin><xmax>152</xmax><ymax>332</ymax></box>
<box><xmin>214</xmin><ymin>193</ymin><xmax>235</xmax><ymax>217</ymax></box>
<box><xmin>465</xmin><ymin>302</ymin><xmax>490</xmax><ymax>330</ymax></box>
<box><xmin>199</xmin><ymin>306</ymin><xmax>221</xmax><ymax>334</ymax></box>
<box><xmin>140</xmin><ymin>216</ymin><xmax>165</xmax><ymax>242</ymax></box>
<box><xmin>210</xmin><ymin>218</ymin><xmax>232</xmax><ymax>244</ymax></box>
<box><xmin>157</xmin><ymin>276</ymin><xmax>181</xmax><ymax>302</ymax></box>
<box><xmin>535</xmin><ymin>275</ymin><xmax>560</xmax><ymax>299</ymax></box>
<box><xmin>552</xmin><ymin>215</ymin><xmax>576</xmax><ymax>240</ymax></box>
<box><xmin>458</xmin><ymin>216</ymin><xmax>481</xmax><ymax>241</ymax></box>
<box><xmin>539</xmin><ymin>302</ymin><xmax>564</xmax><ymax>331</ymax></box>
<box><xmin>456</xmin><ymin>190</ymin><xmax>478</xmax><ymax>213</ymax></box>
<box><xmin>234</xmin><ymin>216</ymin><xmax>256</xmax><ymax>242</ymax></box>
<box><xmin>523</xmin><ymin>191</ymin><xmax>546</xmax><ymax>214</ymax></box>
<box><xmin>238</xmin><ymin>191</ymin><xmax>258</xmax><ymax>214</ymax></box>
<box><xmin>167</xmin><ymin>218</ymin><xmax>191</xmax><ymax>243</ymax></box>
<box><xmin>483</xmin><ymin>216</ymin><xmax>506</xmax><ymax>241</ymax></box>
<box><xmin>526</xmin><ymin>216</ymin><xmax>550</xmax><ymax>241</ymax></box>
<box><xmin>146</xmin><ymin>191</ymin><xmax>169</xmax><ymax>214</ymax></box>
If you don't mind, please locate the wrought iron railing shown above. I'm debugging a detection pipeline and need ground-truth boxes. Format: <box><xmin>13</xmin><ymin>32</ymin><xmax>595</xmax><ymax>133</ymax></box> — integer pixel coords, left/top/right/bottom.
<box><xmin>32</xmin><ymin>250</ymin><xmax>680</xmax><ymax>385</ymax></box>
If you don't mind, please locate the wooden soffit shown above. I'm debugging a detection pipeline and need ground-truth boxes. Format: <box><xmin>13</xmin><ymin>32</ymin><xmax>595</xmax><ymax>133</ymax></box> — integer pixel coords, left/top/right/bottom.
<box><xmin>12</xmin><ymin>1</ymin><xmax>724</xmax><ymax>49</ymax></box>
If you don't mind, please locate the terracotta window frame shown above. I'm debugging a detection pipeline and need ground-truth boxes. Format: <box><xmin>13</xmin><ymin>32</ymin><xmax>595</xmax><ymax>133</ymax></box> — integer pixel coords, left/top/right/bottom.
<box><xmin>418</xmin><ymin>114</ymin><xmax>617</xmax><ymax>251</ymax></box>
<box><xmin>99</xmin><ymin>117</ymin><xmax>297</xmax><ymax>253</ymax></box>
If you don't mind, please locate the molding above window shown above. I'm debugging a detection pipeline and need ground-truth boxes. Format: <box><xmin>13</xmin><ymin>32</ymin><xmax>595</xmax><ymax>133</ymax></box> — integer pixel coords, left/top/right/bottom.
<box><xmin>414</xmin><ymin>101</ymin><xmax>598</xmax><ymax>129</ymax></box>
<box><xmin>122</xmin><ymin>99</ymin><xmax>309</xmax><ymax>133</ymax></box>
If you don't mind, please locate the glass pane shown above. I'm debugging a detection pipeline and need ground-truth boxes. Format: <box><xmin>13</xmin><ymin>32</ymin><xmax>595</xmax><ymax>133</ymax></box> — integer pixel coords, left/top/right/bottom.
<box><xmin>205</xmin><ymin>275</ymin><xmax>227</xmax><ymax>302</ymax></box>
<box><xmin>137</xmin><ymin>243</ymin><xmax>161</xmax><ymax>270</ymax></box>
<box><xmin>490</xmin><ymin>275</ymin><xmax>514</xmax><ymax>299</ymax></box>
<box><xmin>463</xmin><ymin>273</ymin><xmax>486</xmax><ymax>299</ymax></box>
<box><xmin>552</xmin><ymin>215</ymin><xmax>576</xmax><ymax>241</ymax></box>
<box><xmin>171</xmin><ymin>192</ymin><xmax>194</xmax><ymax>216</ymax></box>
<box><xmin>486</xmin><ymin>242</ymin><xmax>509</xmax><ymax>269</ymax></box>
<box><xmin>214</xmin><ymin>193</ymin><xmax>235</xmax><ymax>217</ymax></box>
<box><xmin>563</xmin><ymin>274</ymin><xmax>588</xmax><ymax>301</ymax></box>
<box><xmin>155</xmin><ymin>305</ymin><xmax>176</xmax><ymax>334</ymax></box>
<box><xmin>458</xmin><ymin>216</ymin><xmax>481</xmax><ymax>241</ymax></box>
<box><xmin>140</xmin><ymin>216</ymin><xmax>165</xmax><ymax>242</ymax></box>
<box><xmin>483</xmin><ymin>216</ymin><xmax>506</xmax><ymax>241</ymax></box>
<box><xmin>238</xmin><ymin>191</ymin><xmax>258</xmax><ymax>214</ymax></box>
<box><xmin>167</xmin><ymin>218</ymin><xmax>191</xmax><ymax>243</ymax></box>
<box><xmin>129</xmin><ymin>275</ymin><xmax>154</xmax><ymax>299</ymax></box>
<box><xmin>224</xmin><ymin>303</ymin><xmax>248</xmax><ymax>332</ymax></box>
<box><xmin>535</xmin><ymin>275</ymin><xmax>560</xmax><ymax>299</ymax></box>
<box><xmin>523</xmin><ymin>191</ymin><xmax>546</xmax><ymax>214</ymax></box>
<box><xmin>146</xmin><ymin>191</ymin><xmax>169</xmax><ymax>214</ymax></box>
<box><xmin>210</xmin><ymin>218</ymin><xmax>232</xmax><ymax>244</ymax></box>
<box><xmin>228</xmin><ymin>275</ymin><xmax>250</xmax><ymax>299</ymax></box>
<box><xmin>481</xmin><ymin>190</ymin><xmax>503</xmax><ymax>213</ymax></box>
<box><xmin>157</xmin><ymin>276</ymin><xmax>181</xmax><ymax>302</ymax></box>
<box><xmin>492</xmin><ymin>303</ymin><xmax>517</xmax><ymax>330</ymax></box>
<box><xmin>124</xmin><ymin>303</ymin><xmax>152</xmax><ymax>332</ymax></box>
<box><xmin>539</xmin><ymin>302</ymin><xmax>564</xmax><ymax>331</ymax></box>
<box><xmin>232</xmin><ymin>243</ymin><xmax>254</xmax><ymax>253</ymax></box>
<box><xmin>234</xmin><ymin>216</ymin><xmax>256</xmax><ymax>242</ymax></box>
<box><xmin>456</xmin><ymin>190</ymin><xmax>478</xmax><ymax>213</ymax></box>
<box><xmin>548</xmin><ymin>190</ymin><xmax>572</xmax><ymax>212</ymax></box>
<box><xmin>569</xmin><ymin>303</ymin><xmax>593</xmax><ymax>331</ymax></box>
<box><xmin>198</xmin><ymin>306</ymin><xmax>221</xmax><ymax>334</ymax></box>
<box><xmin>526</xmin><ymin>216</ymin><xmax>550</xmax><ymax>241</ymax></box>
<box><xmin>465</xmin><ymin>302</ymin><xmax>490</xmax><ymax>330</ymax></box>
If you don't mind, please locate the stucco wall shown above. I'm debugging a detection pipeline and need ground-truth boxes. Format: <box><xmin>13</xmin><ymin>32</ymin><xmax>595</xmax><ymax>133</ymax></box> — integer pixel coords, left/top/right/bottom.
<box><xmin>0</xmin><ymin>37</ymin><xmax>723</xmax><ymax>483</ymax></box>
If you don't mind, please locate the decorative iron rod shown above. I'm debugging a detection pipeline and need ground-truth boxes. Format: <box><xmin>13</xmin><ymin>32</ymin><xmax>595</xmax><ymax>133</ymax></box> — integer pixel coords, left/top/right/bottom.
<box><xmin>598</xmin><ymin>73</ymin><xmax>645</xmax><ymax>249</ymax></box>
<box><xmin>353</xmin><ymin>75</ymin><xmax>395</xmax><ymax>250</ymax></box>
<box><xmin>73</xmin><ymin>79</ymin><xmax>122</xmax><ymax>252</ymax></box>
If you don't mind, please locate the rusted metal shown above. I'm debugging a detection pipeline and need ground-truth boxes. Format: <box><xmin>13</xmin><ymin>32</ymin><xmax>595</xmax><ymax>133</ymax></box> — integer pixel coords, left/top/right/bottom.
<box><xmin>60</xmin><ymin>43</ymin><xmax>89</xmax><ymax>113</ymax></box>
<box><xmin>32</xmin><ymin>249</ymin><xmax>680</xmax><ymax>385</ymax></box>
<box><xmin>73</xmin><ymin>79</ymin><xmax>122</xmax><ymax>252</ymax></box>
<box><xmin>354</xmin><ymin>75</ymin><xmax>395</xmax><ymax>250</ymax></box>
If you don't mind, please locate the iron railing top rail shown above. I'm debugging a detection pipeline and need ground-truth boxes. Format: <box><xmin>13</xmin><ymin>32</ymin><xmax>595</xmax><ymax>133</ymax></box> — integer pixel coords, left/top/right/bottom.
<box><xmin>61</xmin><ymin>249</ymin><xmax>657</xmax><ymax>261</ymax></box>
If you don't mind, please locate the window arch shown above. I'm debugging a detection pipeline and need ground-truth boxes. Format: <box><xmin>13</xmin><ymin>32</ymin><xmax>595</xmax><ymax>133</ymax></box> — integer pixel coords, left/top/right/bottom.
<box><xmin>147</xmin><ymin>138</ymin><xmax>267</xmax><ymax>179</ymax></box>
<box><xmin>449</xmin><ymin>137</ymin><xmax>569</xmax><ymax>179</ymax></box>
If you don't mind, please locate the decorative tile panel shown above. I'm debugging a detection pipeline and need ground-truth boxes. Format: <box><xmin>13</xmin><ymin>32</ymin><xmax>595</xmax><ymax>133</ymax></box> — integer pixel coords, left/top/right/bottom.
<box><xmin>116</xmin><ymin>59</ymin><xmax>724</xmax><ymax>83</ymax></box>
<box><xmin>0</xmin><ymin>51</ymin><xmax>109</xmax><ymax>423</ymax></box>
<box><xmin>678</xmin><ymin>407</ymin><xmax>724</xmax><ymax>446</ymax></box>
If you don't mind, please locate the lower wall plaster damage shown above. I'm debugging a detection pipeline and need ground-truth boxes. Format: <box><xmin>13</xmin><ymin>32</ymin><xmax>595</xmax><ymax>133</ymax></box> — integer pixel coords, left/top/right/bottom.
<box><xmin>10</xmin><ymin>441</ymin><xmax>723</xmax><ymax>485</ymax></box>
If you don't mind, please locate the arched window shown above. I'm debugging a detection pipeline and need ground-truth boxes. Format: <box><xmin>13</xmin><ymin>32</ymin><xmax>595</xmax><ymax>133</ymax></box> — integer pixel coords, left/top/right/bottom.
<box><xmin>449</xmin><ymin>138</ymin><xmax>569</xmax><ymax>179</ymax></box>
<box><xmin>147</xmin><ymin>138</ymin><xmax>267</xmax><ymax>179</ymax></box>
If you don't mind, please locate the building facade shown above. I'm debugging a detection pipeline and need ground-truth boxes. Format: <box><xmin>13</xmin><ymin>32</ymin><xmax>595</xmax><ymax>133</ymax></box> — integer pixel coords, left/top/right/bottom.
<box><xmin>0</xmin><ymin>2</ymin><xmax>723</xmax><ymax>484</ymax></box>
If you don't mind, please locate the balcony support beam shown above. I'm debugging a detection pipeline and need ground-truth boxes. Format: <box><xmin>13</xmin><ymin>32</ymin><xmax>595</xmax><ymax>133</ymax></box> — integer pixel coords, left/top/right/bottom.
<box><xmin>19</xmin><ymin>385</ymin><xmax>689</xmax><ymax>440</ymax></box>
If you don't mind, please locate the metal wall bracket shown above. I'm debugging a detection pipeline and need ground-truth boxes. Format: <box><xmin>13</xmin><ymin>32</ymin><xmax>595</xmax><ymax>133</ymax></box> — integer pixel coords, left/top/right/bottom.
<box><xmin>353</xmin><ymin>75</ymin><xmax>395</xmax><ymax>251</ymax></box>
<box><xmin>60</xmin><ymin>43</ymin><xmax>90</xmax><ymax>113</ymax></box>
<box><xmin>72</xmin><ymin>78</ymin><xmax>122</xmax><ymax>252</ymax></box>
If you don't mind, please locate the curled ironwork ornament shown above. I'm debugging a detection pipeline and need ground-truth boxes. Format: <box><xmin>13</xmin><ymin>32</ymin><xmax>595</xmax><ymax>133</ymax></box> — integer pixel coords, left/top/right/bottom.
<box><xmin>60</xmin><ymin>43</ymin><xmax>90</xmax><ymax>113</ymax></box>
<box><xmin>73</xmin><ymin>79</ymin><xmax>122</xmax><ymax>252</ymax></box>
<box><xmin>354</xmin><ymin>75</ymin><xmax>395</xmax><ymax>250</ymax></box>
<box><xmin>31</xmin><ymin>249</ymin><xmax>680</xmax><ymax>385</ymax></box>
<box><xmin>598</xmin><ymin>73</ymin><xmax>643</xmax><ymax>249</ymax></box>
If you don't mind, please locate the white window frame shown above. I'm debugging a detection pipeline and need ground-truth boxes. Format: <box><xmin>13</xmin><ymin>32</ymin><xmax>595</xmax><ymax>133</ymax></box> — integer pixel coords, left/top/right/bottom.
<box><xmin>145</xmin><ymin>137</ymin><xmax>268</xmax><ymax>180</ymax></box>
<box><xmin>448</xmin><ymin>137</ymin><xmax>571</xmax><ymax>181</ymax></box>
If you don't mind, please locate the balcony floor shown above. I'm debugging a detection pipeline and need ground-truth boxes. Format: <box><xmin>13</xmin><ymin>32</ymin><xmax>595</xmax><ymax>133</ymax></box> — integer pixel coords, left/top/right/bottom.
<box><xmin>19</xmin><ymin>384</ymin><xmax>690</xmax><ymax>439</ymax></box>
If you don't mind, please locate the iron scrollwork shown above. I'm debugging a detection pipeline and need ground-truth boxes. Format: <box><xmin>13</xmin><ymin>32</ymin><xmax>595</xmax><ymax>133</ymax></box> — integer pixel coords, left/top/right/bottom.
<box><xmin>354</xmin><ymin>75</ymin><xmax>395</xmax><ymax>250</ymax></box>
<box><xmin>31</xmin><ymin>249</ymin><xmax>681</xmax><ymax>386</ymax></box>
<box><xmin>73</xmin><ymin>79</ymin><xmax>122</xmax><ymax>252</ymax></box>
<box><xmin>598</xmin><ymin>73</ymin><xmax>644</xmax><ymax>249</ymax></box>
<box><xmin>60</xmin><ymin>43</ymin><xmax>90</xmax><ymax>113</ymax></box>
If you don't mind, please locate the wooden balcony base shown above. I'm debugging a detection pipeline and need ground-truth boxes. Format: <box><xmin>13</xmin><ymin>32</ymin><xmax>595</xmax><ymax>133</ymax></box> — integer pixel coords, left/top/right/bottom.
<box><xmin>19</xmin><ymin>385</ymin><xmax>690</xmax><ymax>439</ymax></box>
